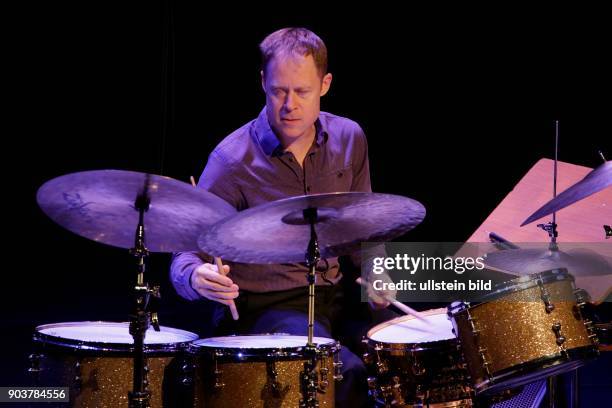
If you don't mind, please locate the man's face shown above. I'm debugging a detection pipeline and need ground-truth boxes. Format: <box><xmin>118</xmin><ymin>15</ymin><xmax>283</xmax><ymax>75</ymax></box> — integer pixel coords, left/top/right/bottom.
<box><xmin>262</xmin><ymin>54</ymin><xmax>332</xmax><ymax>143</ymax></box>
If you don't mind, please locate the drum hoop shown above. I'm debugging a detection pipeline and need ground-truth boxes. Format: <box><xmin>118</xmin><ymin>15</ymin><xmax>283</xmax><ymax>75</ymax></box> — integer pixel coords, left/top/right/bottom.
<box><xmin>190</xmin><ymin>334</ymin><xmax>340</xmax><ymax>359</ymax></box>
<box><xmin>366</xmin><ymin>308</ymin><xmax>456</xmax><ymax>347</ymax></box>
<box><xmin>480</xmin><ymin>268</ymin><xmax>572</xmax><ymax>300</ymax></box>
<box><xmin>365</xmin><ymin>337</ymin><xmax>458</xmax><ymax>353</ymax></box>
<box><xmin>33</xmin><ymin>321</ymin><xmax>198</xmax><ymax>353</ymax></box>
<box><xmin>474</xmin><ymin>345</ymin><xmax>599</xmax><ymax>395</ymax></box>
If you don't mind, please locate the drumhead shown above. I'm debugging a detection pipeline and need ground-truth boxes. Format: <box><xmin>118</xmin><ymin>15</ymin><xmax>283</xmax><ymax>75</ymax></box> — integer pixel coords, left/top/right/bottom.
<box><xmin>368</xmin><ymin>308</ymin><xmax>455</xmax><ymax>344</ymax></box>
<box><xmin>193</xmin><ymin>334</ymin><xmax>335</xmax><ymax>349</ymax></box>
<box><xmin>35</xmin><ymin>321</ymin><xmax>198</xmax><ymax>351</ymax></box>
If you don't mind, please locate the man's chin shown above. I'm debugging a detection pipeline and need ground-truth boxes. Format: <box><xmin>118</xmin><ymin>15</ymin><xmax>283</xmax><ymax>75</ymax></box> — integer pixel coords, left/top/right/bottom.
<box><xmin>278</xmin><ymin>127</ymin><xmax>306</xmax><ymax>140</ymax></box>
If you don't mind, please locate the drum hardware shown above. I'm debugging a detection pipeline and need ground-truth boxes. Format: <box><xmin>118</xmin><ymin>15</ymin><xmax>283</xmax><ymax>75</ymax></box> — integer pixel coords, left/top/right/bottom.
<box><xmin>265</xmin><ymin>360</ymin><xmax>286</xmax><ymax>396</ymax></box>
<box><xmin>317</xmin><ymin>365</ymin><xmax>329</xmax><ymax>392</ymax></box>
<box><xmin>604</xmin><ymin>225</ymin><xmax>612</xmax><ymax>238</ymax></box>
<box><xmin>212</xmin><ymin>358</ymin><xmax>225</xmax><ymax>390</ymax></box>
<box><xmin>73</xmin><ymin>360</ymin><xmax>82</xmax><ymax>390</ymax></box>
<box><xmin>537</xmin><ymin>277</ymin><xmax>555</xmax><ymax>313</ymax></box>
<box><xmin>300</xmin><ymin>347</ymin><xmax>320</xmax><ymax>408</ymax></box>
<box><xmin>129</xmin><ymin>186</ymin><xmax>161</xmax><ymax>408</ymax></box>
<box><xmin>180</xmin><ymin>362</ymin><xmax>195</xmax><ymax>387</ymax></box>
<box><xmin>28</xmin><ymin>353</ymin><xmax>43</xmax><ymax>374</ymax></box>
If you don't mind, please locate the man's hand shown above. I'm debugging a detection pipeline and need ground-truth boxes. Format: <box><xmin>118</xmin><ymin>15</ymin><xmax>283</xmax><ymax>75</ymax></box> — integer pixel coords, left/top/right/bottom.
<box><xmin>190</xmin><ymin>263</ymin><xmax>239</xmax><ymax>306</ymax></box>
<box><xmin>357</xmin><ymin>276</ymin><xmax>397</xmax><ymax>310</ymax></box>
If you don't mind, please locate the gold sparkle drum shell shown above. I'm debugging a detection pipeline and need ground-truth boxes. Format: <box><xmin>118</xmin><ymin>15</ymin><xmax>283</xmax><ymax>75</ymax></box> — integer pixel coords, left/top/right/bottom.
<box><xmin>190</xmin><ymin>334</ymin><xmax>340</xmax><ymax>407</ymax></box>
<box><xmin>363</xmin><ymin>308</ymin><xmax>473</xmax><ymax>407</ymax></box>
<box><xmin>29</xmin><ymin>321</ymin><xmax>199</xmax><ymax>407</ymax></box>
<box><xmin>448</xmin><ymin>268</ymin><xmax>600</xmax><ymax>396</ymax></box>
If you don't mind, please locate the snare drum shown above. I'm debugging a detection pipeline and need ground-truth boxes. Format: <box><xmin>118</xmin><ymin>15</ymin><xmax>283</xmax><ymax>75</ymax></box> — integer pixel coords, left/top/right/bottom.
<box><xmin>30</xmin><ymin>321</ymin><xmax>198</xmax><ymax>407</ymax></box>
<box><xmin>448</xmin><ymin>268</ymin><xmax>600</xmax><ymax>396</ymax></box>
<box><xmin>363</xmin><ymin>308</ymin><xmax>473</xmax><ymax>407</ymax></box>
<box><xmin>190</xmin><ymin>334</ymin><xmax>341</xmax><ymax>407</ymax></box>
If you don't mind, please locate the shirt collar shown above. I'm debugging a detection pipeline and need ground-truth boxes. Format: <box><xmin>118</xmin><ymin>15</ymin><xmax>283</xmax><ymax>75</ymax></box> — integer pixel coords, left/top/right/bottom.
<box><xmin>255</xmin><ymin>107</ymin><xmax>328</xmax><ymax>156</ymax></box>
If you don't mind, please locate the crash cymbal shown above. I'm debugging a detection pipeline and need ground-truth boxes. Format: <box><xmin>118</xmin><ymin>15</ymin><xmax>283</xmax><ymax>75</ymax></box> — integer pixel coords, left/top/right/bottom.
<box><xmin>522</xmin><ymin>161</ymin><xmax>612</xmax><ymax>226</ymax></box>
<box><xmin>483</xmin><ymin>246</ymin><xmax>612</xmax><ymax>276</ymax></box>
<box><xmin>37</xmin><ymin>170</ymin><xmax>236</xmax><ymax>252</ymax></box>
<box><xmin>198</xmin><ymin>192</ymin><xmax>425</xmax><ymax>263</ymax></box>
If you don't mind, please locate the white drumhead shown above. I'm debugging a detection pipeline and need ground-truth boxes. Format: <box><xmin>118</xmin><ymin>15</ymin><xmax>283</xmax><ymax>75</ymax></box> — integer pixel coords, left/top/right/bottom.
<box><xmin>194</xmin><ymin>335</ymin><xmax>334</xmax><ymax>349</ymax></box>
<box><xmin>37</xmin><ymin>321</ymin><xmax>198</xmax><ymax>344</ymax></box>
<box><xmin>368</xmin><ymin>309</ymin><xmax>455</xmax><ymax>343</ymax></box>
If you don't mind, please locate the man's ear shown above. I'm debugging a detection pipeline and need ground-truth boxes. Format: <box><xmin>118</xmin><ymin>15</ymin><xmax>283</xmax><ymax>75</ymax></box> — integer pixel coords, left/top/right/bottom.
<box><xmin>320</xmin><ymin>73</ymin><xmax>333</xmax><ymax>96</ymax></box>
<box><xmin>261</xmin><ymin>70</ymin><xmax>266</xmax><ymax>92</ymax></box>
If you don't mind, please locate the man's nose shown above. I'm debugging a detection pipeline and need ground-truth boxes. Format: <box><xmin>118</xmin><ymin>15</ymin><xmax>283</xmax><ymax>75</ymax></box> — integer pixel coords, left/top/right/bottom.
<box><xmin>284</xmin><ymin>91</ymin><xmax>297</xmax><ymax>111</ymax></box>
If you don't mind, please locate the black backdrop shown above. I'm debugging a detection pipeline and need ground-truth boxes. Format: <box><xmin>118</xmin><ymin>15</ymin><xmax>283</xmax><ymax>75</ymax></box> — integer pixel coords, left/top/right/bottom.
<box><xmin>4</xmin><ymin>2</ymin><xmax>611</xmax><ymax>396</ymax></box>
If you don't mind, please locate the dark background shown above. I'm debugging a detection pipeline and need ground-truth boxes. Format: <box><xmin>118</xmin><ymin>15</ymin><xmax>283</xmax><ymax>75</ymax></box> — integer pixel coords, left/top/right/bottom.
<box><xmin>3</xmin><ymin>2</ymin><xmax>611</xmax><ymax>402</ymax></box>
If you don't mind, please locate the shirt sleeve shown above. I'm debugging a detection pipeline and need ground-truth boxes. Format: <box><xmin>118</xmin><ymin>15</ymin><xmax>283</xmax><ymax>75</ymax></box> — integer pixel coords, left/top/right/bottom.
<box><xmin>169</xmin><ymin>150</ymin><xmax>240</xmax><ymax>301</ymax></box>
<box><xmin>350</xmin><ymin>124</ymin><xmax>373</xmax><ymax>193</ymax></box>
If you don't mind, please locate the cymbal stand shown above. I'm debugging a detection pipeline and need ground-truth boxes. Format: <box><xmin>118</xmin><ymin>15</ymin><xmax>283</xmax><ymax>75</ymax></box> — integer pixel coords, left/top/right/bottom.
<box><xmin>128</xmin><ymin>191</ymin><xmax>161</xmax><ymax>408</ymax></box>
<box><xmin>538</xmin><ymin>120</ymin><xmax>560</xmax><ymax>252</ymax></box>
<box><xmin>300</xmin><ymin>207</ymin><xmax>320</xmax><ymax>408</ymax></box>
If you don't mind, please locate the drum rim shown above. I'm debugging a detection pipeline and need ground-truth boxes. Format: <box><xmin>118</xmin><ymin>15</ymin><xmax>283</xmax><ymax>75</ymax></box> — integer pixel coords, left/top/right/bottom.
<box><xmin>447</xmin><ymin>269</ymin><xmax>574</xmax><ymax>313</ymax></box>
<box><xmin>474</xmin><ymin>345</ymin><xmax>599</xmax><ymax>395</ymax></box>
<box><xmin>366</xmin><ymin>308</ymin><xmax>457</xmax><ymax>348</ymax></box>
<box><xmin>33</xmin><ymin>321</ymin><xmax>199</xmax><ymax>352</ymax></box>
<box><xmin>190</xmin><ymin>333</ymin><xmax>340</xmax><ymax>358</ymax></box>
<box><xmin>480</xmin><ymin>268</ymin><xmax>572</xmax><ymax>301</ymax></box>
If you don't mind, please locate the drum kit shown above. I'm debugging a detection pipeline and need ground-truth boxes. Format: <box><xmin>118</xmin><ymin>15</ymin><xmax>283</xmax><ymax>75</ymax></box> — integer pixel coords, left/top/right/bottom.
<box><xmin>29</xmin><ymin>156</ymin><xmax>610</xmax><ymax>407</ymax></box>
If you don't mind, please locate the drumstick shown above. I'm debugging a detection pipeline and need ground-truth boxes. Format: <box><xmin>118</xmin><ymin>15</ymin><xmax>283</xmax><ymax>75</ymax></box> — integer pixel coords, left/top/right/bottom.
<box><xmin>214</xmin><ymin>256</ymin><xmax>239</xmax><ymax>320</ymax></box>
<box><xmin>356</xmin><ymin>277</ymin><xmax>427</xmax><ymax>322</ymax></box>
<box><xmin>190</xmin><ymin>176</ymin><xmax>239</xmax><ymax>320</ymax></box>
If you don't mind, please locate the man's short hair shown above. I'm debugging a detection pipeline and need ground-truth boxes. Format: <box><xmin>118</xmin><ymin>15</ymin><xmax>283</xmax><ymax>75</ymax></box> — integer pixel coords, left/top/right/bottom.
<box><xmin>260</xmin><ymin>27</ymin><xmax>328</xmax><ymax>78</ymax></box>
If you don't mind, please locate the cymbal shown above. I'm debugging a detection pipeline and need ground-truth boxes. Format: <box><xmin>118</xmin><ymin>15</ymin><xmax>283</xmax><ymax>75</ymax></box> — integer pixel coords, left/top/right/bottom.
<box><xmin>198</xmin><ymin>192</ymin><xmax>426</xmax><ymax>263</ymax></box>
<box><xmin>37</xmin><ymin>170</ymin><xmax>236</xmax><ymax>252</ymax></box>
<box><xmin>483</xmin><ymin>247</ymin><xmax>612</xmax><ymax>276</ymax></box>
<box><xmin>522</xmin><ymin>161</ymin><xmax>612</xmax><ymax>226</ymax></box>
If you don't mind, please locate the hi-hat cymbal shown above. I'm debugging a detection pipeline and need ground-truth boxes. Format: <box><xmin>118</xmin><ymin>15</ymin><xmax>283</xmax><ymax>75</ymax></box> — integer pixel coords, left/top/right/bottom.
<box><xmin>198</xmin><ymin>192</ymin><xmax>426</xmax><ymax>264</ymax></box>
<box><xmin>522</xmin><ymin>161</ymin><xmax>612</xmax><ymax>226</ymax></box>
<box><xmin>483</xmin><ymin>247</ymin><xmax>612</xmax><ymax>276</ymax></box>
<box><xmin>37</xmin><ymin>170</ymin><xmax>236</xmax><ymax>252</ymax></box>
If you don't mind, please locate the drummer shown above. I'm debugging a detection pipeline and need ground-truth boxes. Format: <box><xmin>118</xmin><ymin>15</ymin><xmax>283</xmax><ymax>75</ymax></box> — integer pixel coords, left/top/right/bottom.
<box><xmin>171</xmin><ymin>27</ymin><xmax>393</xmax><ymax>407</ymax></box>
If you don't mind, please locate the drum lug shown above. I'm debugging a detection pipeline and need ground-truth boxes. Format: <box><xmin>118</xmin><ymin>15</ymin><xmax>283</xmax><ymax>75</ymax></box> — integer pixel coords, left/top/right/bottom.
<box><xmin>266</xmin><ymin>360</ymin><xmax>288</xmax><ymax>397</ymax></box>
<box><xmin>538</xmin><ymin>277</ymin><xmax>555</xmax><ymax>313</ymax></box>
<box><xmin>552</xmin><ymin>322</ymin><xmax>568</xmax><ymax>352</ymax></box>
<box><xmin>318</xmin><ymin>367</ymin><xmax>329</xmax><ymax>392</ymax></box>
<box><xmin>180</xmin><ymin>361</ymin><xmax>195</xmax><ymax>386</ymax></box>
<box><xmin>362</xmin><ymin>352</ymin><xmax>374</xmax><ymax>365</ymax></box>
<box><xmin>367</xmin><ymin>376</ymin><xmax>377</xmax><ymax>390</ymax></box>
<box><xmin>465</xmin><ymin>306</ymin><xmax>492</xmax><ymax>379</ymax></box>
<box><xmin>27</xmin><ymin>353</ymin><xmax>43</xmax><ymax>374</ymax></box>
<box><xmin>574</xmin><ymin>288</ymin><xmax>590</xmax><ymax>308</ymax></box>
<box><xmin>213</xmin><ymin>359</ymin><xmax>225</xmax><ymax>389</ymax></box>
<box><xmin>73</xmin><ymin>360</ymin><xmax>82</xmax><ymax>390</ymax></box>
<box><xmin>333</xmin><ymin>359</ymin><xmax>344</xmax><ymax>381</ymax></box>
<box><xmin>376</xmin><ymin>360</ymin><xmax>388</xmax><ymax>375</ymax></box>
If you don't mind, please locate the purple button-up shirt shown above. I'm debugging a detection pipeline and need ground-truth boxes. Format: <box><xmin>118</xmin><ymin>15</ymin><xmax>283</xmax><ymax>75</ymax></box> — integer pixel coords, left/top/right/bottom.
<box><xmin>170</xmin><ymin>108</ymin><xmax>372</xmax><ymax>300</ymax></box>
